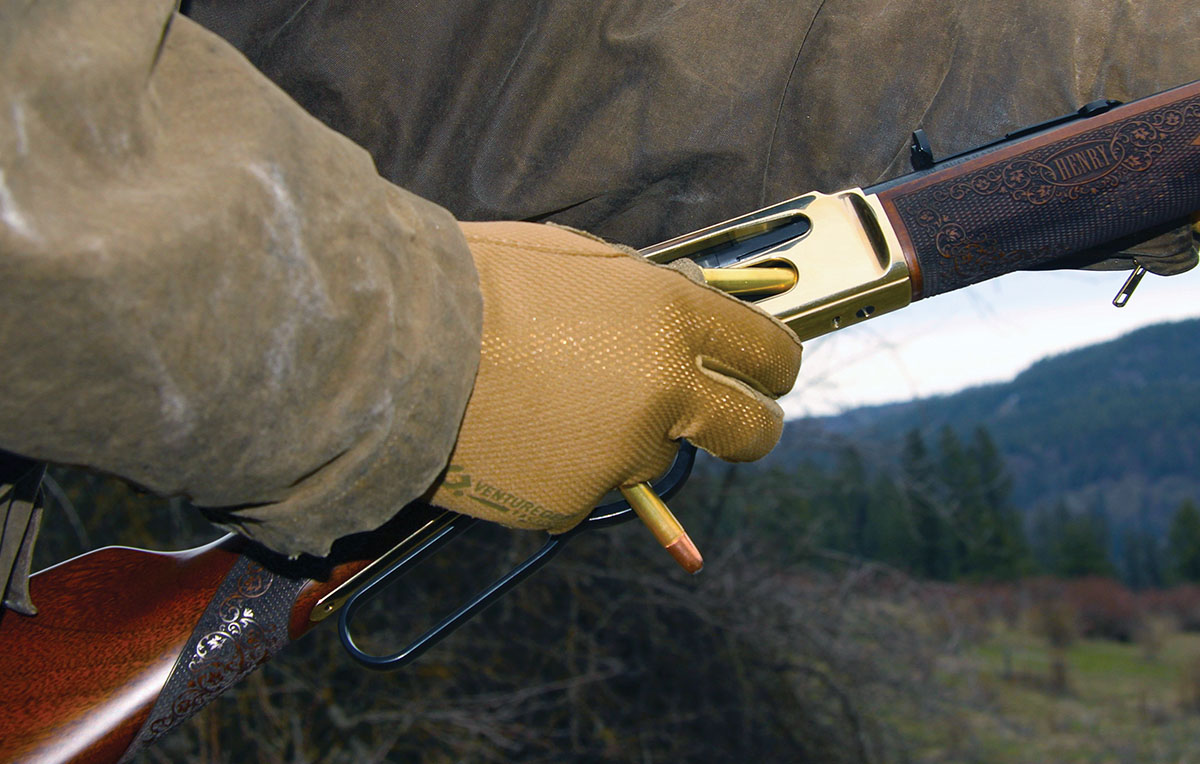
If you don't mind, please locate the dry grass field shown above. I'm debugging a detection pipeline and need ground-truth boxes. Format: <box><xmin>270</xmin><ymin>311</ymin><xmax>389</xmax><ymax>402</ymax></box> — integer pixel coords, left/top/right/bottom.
<box><xmin>895</xmin><ymin>585</ymin><xmax>1200</xmax><ymax>764</ymax></box>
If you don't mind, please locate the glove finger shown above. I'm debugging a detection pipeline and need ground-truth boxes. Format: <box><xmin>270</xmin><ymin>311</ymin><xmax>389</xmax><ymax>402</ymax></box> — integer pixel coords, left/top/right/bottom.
<box><xmin>664</xmin><ymin>270</ymin><xmax>803</xmax><ymax>398</ymax></box>
<box><xmin>668</xmin><ymin>357</ymin><xmax>786</xmax><ymax>462</ymax></box>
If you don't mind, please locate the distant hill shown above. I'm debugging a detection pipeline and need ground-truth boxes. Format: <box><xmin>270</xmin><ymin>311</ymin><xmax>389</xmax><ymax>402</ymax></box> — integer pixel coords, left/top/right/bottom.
<box><xmin>767</xmin><ymin>319</ymin><xmax>1200</xmax><ymax>537</ymax></box>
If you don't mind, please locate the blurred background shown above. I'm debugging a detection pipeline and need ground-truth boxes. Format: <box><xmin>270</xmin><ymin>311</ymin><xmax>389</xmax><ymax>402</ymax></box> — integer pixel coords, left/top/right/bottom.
<box><xmin>32</xmin><ymin>3</ymin><xmax>1200</xmax><ymax>758</ymax></box>
<box><xmin>38</xmin><ymin>280</ymin><xmax>1200</xmax><ymax>763</ymax></box>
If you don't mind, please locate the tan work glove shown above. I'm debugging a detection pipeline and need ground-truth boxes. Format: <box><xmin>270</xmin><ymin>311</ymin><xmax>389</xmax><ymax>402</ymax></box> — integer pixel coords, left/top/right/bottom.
<box><xmin>429</xmin><ymin>222</ymin><xmax>802</xmax><ymax>534</ymax></box>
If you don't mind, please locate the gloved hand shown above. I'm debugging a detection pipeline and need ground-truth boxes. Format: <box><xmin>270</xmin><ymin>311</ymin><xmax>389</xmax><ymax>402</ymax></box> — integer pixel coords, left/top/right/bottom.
<box><xmin>430</xmin><ymin>222</ymin><xmax>802</xmax><ymax>533</ymax></box>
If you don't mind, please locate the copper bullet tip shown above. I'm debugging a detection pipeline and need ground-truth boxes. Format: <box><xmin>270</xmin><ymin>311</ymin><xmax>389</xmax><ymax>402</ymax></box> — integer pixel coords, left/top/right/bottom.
<box><xmin>620</xmin><ymin>482</ymin><xmax>704</xmax><ymax>574</ymax></box>
<box><xmin>664</xmin><ymin>534</ymin><xmax>704</xmax><ymax>574</ymax></box>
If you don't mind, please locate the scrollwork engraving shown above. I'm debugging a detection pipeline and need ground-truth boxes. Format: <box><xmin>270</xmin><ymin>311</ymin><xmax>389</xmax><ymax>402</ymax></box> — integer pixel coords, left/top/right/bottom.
<box><xmin>893</xmin><ymin>95</ymin><xmax>1200</xmax><ymax>293</ymax></box>
<box><xmin>119</xmin><ymin>557</ymin><xmax>304</xmax><ymax>762</ymax></box>
<box><xmin>933</xmin><ymin>102</ymin><xmax>1200</xmax><ymax>210</ymax></box>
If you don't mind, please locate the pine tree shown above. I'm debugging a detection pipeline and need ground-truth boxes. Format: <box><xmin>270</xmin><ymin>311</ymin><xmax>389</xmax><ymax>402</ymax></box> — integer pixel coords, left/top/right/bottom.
<box><xmin>864</xmin><ymin>473</ymin><xmax>911</xmax><ymax>568</ymax></box>
<box><xmin>829</xmin><ymin>447</ymin><xmax>871</xmax><ymax>558</ymax></box>
<box><xmin>935</xmin><ymin>426</ymin><xmax>975</xmax><ymax>577</ymax></box>
<box><xmin>1039</xmin><ymin>502</ymin><xmax>1115</xmax><ymax>578</ymax></box>
<box><xmin>1166</xmin><ymin>499</ymin><xmax>1200</xmax><ymax>583</ymax></box>
<box><xmin>1119</xmin><ymin>527</ymin><xmax>1164</xmax><ymax>590</ymax></box>
<box><xmin>900</xmin><ymin>429</ymin><xmax>952</xmax><ymax>580</ymax></box>
<box><xmin>963</xmin><ymin>427</ymin><xmax>1029</xmax><ymax>580</ymax></box>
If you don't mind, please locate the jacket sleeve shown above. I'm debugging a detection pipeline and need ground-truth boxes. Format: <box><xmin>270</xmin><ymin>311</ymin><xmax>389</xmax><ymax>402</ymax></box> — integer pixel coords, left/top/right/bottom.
<box><xmin>0</xmin><ymin>1</ymin><xmax>483</xmax><ymax>557</ymax></box>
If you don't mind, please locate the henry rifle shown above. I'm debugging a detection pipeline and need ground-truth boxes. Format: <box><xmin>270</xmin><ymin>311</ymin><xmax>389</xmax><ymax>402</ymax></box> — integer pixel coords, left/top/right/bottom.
<box><xmin>2</xmin><ymin>78</ymin><xmax>1199</xmax><ymax>763</ymax></box>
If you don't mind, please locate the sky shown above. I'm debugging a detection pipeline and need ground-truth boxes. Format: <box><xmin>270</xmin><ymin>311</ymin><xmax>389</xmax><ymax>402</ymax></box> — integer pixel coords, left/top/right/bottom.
<box><xmin>780</xmin><ymin>266</ymin><xmax>1200</xmax><ymax>419</ymax></box>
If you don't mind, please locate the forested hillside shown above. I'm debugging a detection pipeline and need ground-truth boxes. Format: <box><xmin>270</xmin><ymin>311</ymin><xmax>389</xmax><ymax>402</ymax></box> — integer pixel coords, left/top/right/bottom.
<box><xmin>769</xmin><ymin>318</ymin><xmax>1200</xmax><ymax>543</ymax></box>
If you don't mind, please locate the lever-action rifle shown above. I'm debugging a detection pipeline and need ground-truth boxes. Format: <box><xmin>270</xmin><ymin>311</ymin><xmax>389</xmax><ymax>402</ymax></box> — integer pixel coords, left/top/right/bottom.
<box><xmin>3</xmin><ymin>79</ymin><xmax>1199</xmax><ymax>764</ymax></box>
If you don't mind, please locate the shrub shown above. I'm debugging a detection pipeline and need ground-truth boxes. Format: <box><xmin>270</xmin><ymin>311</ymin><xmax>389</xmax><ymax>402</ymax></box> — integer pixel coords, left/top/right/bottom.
<box><xmin>1148</xmin><ymin>585</ymin><xmax>1200</xmax><ymax>633</ymax></box>
<box><xmin>1030</xmin><ymin>598</ymin><xmax>1078</xmax><ymax>650</ymax></box>
<box><xmin>1063</xmin><ymin>577</ymin><xmax>1142</xmax><ymax>642</ymax></box>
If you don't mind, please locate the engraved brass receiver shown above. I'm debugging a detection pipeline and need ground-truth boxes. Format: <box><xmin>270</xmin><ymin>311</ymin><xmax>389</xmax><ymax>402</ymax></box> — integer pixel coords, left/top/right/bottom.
<box><xmin>641</xmin><ymin>188</ymin><xmax>913</xmax><ymax>342</ymax></box>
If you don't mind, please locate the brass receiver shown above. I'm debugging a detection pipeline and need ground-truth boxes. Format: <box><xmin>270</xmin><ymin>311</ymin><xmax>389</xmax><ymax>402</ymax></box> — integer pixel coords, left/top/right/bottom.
<box><xmin>639</xmin><ymin>189</ymin><xmax>913</xmax><ymax>342</ymax></box>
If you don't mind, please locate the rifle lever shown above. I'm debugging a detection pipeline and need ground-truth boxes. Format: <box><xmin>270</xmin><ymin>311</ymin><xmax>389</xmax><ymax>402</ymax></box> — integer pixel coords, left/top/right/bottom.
<box><xmin>337</xmin><ymin>441</ymin><xmax>697</xmax><ymax>669</ymax></box>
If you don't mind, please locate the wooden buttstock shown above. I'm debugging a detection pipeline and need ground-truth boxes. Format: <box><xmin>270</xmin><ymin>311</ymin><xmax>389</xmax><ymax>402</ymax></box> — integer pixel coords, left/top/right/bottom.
<box><xmin>0</xmin><ymin>501</ymin><xmax>443</xmax><ymax>763</ymax></box>
<box><xmin>0</xmin><ymin>537</ymin><xmax>242</xmax><ymax>764</ymax></box>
